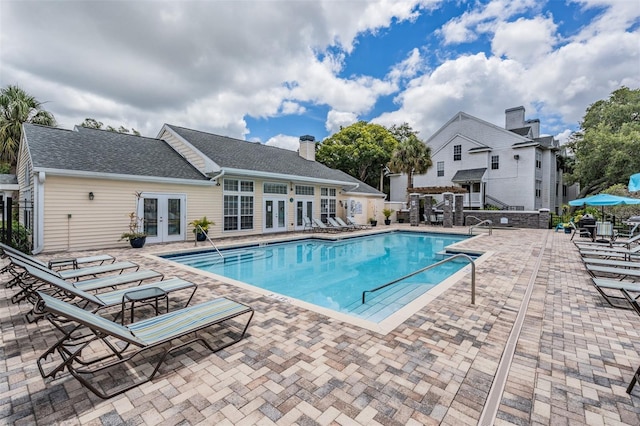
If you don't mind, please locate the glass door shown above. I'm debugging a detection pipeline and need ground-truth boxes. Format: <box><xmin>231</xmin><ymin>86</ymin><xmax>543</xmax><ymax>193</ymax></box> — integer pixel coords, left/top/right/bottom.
<box><xmin>295</xmin><ymin>200</ymin><xmax>314</xmax><ymax>230</ymax></box>
<box><xmin>264</xmin><ymin>197</ymin><xmax>287</xmax><ymax>233</ymax></box>
<box><xmin>140</xmin><ymin>193</ymin><xmax>186</xmax><ymax>243</ymax></box>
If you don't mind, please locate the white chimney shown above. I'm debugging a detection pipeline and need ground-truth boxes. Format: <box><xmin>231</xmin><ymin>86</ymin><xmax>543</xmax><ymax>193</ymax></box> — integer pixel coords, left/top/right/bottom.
<box><xmin>505</xmin><ymin>106</ymin><xmax>525</xmax><ymax>130</ymax></box>
<box><xmin>299</xmin><ymin>135</ymin><xmax>316</xmax><ymax>161</ymax></box>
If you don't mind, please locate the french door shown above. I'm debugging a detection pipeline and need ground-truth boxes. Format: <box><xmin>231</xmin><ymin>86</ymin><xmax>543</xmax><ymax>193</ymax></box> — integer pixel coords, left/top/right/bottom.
<box><xmin>264</xmin><ymin>197</ymin><xmax>286</xmax><ymax>233</ymax></box>
<box><xmin>140</xmin><ymin>193</ymin><xmax>186</xmax><ymax>243</ymax></box>
<box><xmin>295</xmin><ymin>199</ymin><xmax>314</xmax><ymax>231</ymax></box>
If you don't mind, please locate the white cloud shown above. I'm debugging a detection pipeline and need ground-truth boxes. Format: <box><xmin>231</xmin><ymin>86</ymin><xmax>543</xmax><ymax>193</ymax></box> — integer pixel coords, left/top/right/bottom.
<box><xmin>438</xmin><ymin>0</ymin><xmax>541</xmax><ymax>45</ymax></box>
<box><xmin>0</xmin><ymin>1</ymin><xmax>422</xmax><ymax>137</ymax></box>
<box><xmin>491</xmin><ymin>16</ymin><xmax>558</xmax><ymax>65</ymax></box>
<box><xmin>265</xmin><ymin>134</ymin><xmax>301</xmax><ymax>151</ymax></box>
<box><xmin>325</xmin><ymin>110</ymin><xmax>359</xmax><ymax>134</ymax></box>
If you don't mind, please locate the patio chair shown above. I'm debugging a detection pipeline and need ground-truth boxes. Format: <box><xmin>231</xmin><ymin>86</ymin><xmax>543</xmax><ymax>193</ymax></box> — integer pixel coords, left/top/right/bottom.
<box><xmin>621</xmin><ymin>290</ymin><xmax>640</xmax><ymax>395</ymax></box>
<box><xmin>579</xmin><ymin>245</ymin><xmax>640</xmax><ymax>261</ymax></box>
<box><xmin>2</xmin><ymin>248</ymin><xmax>138</xmax><ymax>284</ymax></box>
<box><xmin>569</xmin><ymin>221</ymin><xmax>593</xmax><ymax>241</ymax></box>
<box><xmin>334</xmin><ymin>217</ymin><xmax>356</xmax><ymax>230</ymax></box>
<box><xmin>312</xmin><ymin>218</ymin><xmax>339</xmax><ymax>233</ymax></box>
<box><xmin>327</xmin><ymin>217</ymin><xmax>351</xmax><ymax>231</ymax></box>
<box><xmin>590</xmin><ymin>278</ymin><xmax>640</xmax><ymax>309</ymax></box>
<box><xmin>586</xmin><ymin>264</ymin><xmax>640</xmax><ymax>282</ymax></box>
<box><xmin>346</xmin><ymin>216</ymin><xmax>370</xmax><ymax>229</ymax></box>
<box><xmin>34</xmin><ymin>291</ymin><xmax>254</xmax><ymax>399</ymax></box>
<box><xmin>7</xmin><ymin>257</ymin><xmax>164</xmax><ymax>304</ymax></box>
<box><xmin>582</xmin><ymin>257</ymin><xmax>640</xmax><ymax>269</ymax></box>
<box><xmin>595</xmin><ymin>221</ymin><xmax>617</xmax><ymax>243</ymax></box>
<box><xmin>19</xmin><ymin>262</ymin><xmax>195</xmax><ymax>320</ymax></box>
<box><xmin>302</xmin><ymin>217</ymin><xmax>314</xmax><ymax>232</ymax></box>
<box><xmin>0</xmin><ymin>242</ymin><xmax>115</xmax><ymax>271</ymax></box>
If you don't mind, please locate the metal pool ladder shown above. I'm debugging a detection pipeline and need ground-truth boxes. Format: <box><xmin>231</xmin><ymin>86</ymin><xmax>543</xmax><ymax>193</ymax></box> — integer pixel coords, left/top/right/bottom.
<box><xmin>468</xmin><ymin>219</ymin><xmax>493</xmax><ymax>235</ymax></box>
<box><xmin>361</xmin><ymin>253</ymin><xmax>476</xmax><ymax>305</ymax></box>
<box><xmin>195</xmin><ymin>225</ymin><xmax>224</xmax><ymax>259</ymax></box>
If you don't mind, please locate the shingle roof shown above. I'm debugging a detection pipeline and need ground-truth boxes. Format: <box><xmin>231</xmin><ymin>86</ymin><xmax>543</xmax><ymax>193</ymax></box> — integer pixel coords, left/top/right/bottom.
<box><xmin>451</xmin><ymin>168</ymin><xmax>487</xmax><ymax>182</ymax></box>
<box><xmin>166</xmin><ymin>125</ymin><xmax>383</xmax><ymax>196</ymax></box>
<box><xmin>23</xmin><ymin>124</ymin><xmax>207</xmax><ymax>181</ymax></box>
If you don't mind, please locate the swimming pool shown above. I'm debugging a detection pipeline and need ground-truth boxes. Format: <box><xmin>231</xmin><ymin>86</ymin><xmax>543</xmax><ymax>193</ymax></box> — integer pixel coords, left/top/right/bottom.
<box><xmin>162</xmin><ymin>231</ymin><xmax>476</xmax><ymax>325</ymax></box>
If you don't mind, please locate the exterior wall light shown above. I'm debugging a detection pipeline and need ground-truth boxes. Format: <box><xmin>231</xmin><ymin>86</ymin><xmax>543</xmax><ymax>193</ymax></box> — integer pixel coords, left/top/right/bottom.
<box><xmin>89</xmin><ymin>192</ymin><xmax>94</xmax><ymax>200</ymax></box>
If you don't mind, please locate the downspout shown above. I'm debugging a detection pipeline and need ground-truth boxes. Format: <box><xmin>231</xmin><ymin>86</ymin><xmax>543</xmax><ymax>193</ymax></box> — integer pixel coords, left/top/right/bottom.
<box><xmin>209</xmin><ymin>170</ymin><xmax>225</xmax><ymax>184</ymax></box>
<box><xmin>32</xmin><ymin>171</ymin><xmax>46</xmax><ymax>254</ymax></box>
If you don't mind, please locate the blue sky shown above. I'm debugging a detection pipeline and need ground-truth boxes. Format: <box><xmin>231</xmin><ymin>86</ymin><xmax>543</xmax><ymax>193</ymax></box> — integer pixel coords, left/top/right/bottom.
<box><xmin>1</xmin><ymin>1</ymin><xmax>638</xmax><ymax>150</ymax></box>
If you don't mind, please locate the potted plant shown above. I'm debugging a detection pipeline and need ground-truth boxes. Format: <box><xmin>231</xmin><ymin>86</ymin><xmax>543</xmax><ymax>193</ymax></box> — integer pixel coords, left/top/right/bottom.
<box><xmin>369</xmin><ymin>217</ymin><xmax>377</xmax><ymax>227</ymax></box>
<box><xmin>190</xmin><ymin>216</ymin><xmax>215</xmax><ymax>241</ymax></box>
<box><xmin>382</xmin><ymin>208</ymin><xmax>394</xmax><ymax>225</ymax></box>
<box><xmin>120</xmin><ymin>211</ymin><xmax>147</xmax><ymax>248</ymax></box>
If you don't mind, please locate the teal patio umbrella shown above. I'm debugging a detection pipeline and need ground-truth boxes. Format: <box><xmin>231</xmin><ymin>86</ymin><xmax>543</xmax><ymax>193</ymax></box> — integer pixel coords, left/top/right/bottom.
<box><xmin>629</xmin><ymin>173</ymin><xmax>640</xmax><ymax>192</ymax></box>
<box><xmin>569</xmin><ymin>193</ymin><xmax>640</xmax><ymax>218</ymax></box>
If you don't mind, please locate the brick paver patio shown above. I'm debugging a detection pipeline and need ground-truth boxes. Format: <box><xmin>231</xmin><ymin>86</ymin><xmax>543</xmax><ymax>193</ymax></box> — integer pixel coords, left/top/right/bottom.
<box><xmin>1</xmin><ymin>227</ymin><xmax>639</xmax><ymax>425</ymax></box>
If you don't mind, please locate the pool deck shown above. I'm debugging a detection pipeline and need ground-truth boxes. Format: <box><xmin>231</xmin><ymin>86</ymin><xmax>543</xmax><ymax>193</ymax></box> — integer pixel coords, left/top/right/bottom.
<box><xmin>1</xmin><ymin>225</ymin><xmax>639</xmax><ymax>425</ymax></box>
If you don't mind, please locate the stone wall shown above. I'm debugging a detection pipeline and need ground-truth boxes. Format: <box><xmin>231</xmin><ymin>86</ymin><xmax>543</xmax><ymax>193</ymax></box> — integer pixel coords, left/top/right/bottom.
<box><xmin>462</xmin><ymin>209</ymin><xmax>550</xmax><ymax>229</ymax></box>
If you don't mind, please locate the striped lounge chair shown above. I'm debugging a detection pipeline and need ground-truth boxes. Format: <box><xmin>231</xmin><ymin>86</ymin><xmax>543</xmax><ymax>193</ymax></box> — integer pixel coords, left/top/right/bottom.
<box><xmin>34</xmin><ymin>291</ymin><xmax>254</xmax><ymax>399</ymax></box>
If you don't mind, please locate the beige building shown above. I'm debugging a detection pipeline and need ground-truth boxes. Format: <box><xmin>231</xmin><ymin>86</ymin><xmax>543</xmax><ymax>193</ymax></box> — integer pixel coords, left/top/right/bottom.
<box><xmin>18</xmin><ymin>124</ymin><xmax>385</xmax><ymax>253</ymax></box>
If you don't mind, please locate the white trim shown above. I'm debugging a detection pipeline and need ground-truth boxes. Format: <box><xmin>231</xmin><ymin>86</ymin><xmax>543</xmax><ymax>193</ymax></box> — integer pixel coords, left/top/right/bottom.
<box><xmin>32</xmin><ymin>171</ymin><xmax>45</xmax><ymax>254</ymax></box>
<box><xmin>31</xmin><ymin>167</ymin><xmax>214</xmax><ymax>186</ymax></box>
<box><xmin>157</xmin><ymin>124</ymin><xmax>221</xmax><ymax>173</ymax></box>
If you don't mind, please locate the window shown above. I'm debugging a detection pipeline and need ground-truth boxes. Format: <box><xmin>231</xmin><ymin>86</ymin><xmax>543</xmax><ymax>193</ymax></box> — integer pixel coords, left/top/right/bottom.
<box><xmin>223</xmin><ymin>179</ymin><xmax>254</xmax><ymax>231</ymax></box>
<box><xmin>535</xmin><ymin>180</ymin><xmax>542</xmax><ymax>198</ymax></box>
<box><xmin>536</xmin><ymin>151</ymin><xmax>542</xmax><ymax>169</ymax></box>
<box><xmin>295</xmin><ymin>185</ymin><xmax>314</xmax><ymax>196</ymax></box>
<box><xmin>454</xmin><ymin>145</ymin><xmax>461</xmax><ymax>161</ymax></box>
<box><xmin>264</xmin><ymin>182</ymin><xmax>287</xmax><ymax>194</ymax></box>
<box><xmin>437</xmin><ymin>161</ymin><xmax>444</xmax><ymax>177</ymax></box>
<box><xmin>490</xmin><ymin>155</ymin><xmax>499</xmax><ymax>170</ymax></box>
<box><xmin>320</xmin><ymin>187</ymin><xmax>336</xmax><ymax>221</ymax></box>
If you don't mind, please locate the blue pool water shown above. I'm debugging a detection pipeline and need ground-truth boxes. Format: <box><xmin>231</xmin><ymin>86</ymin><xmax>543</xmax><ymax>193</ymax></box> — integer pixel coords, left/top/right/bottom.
<box><xmin>163</xmin><ymin>232</ymin><xmax>473</xmax><ymax>321</ymax></box>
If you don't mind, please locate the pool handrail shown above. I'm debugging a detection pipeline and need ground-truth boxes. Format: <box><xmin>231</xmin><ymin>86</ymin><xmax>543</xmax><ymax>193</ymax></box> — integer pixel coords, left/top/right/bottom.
<box><xmin>361</xmin><ymin>253</ymin><xmax>476</xmax><ymax>305</ymax></box>
<box><xmin>196</xmin><ymin>225</ymin><xmax>224</xmax><ymax>259</ymax></box>
<box><xmin>469</xmin><ymin>219</ymin><xmax>492</xmax><ymax>236</ymax></box>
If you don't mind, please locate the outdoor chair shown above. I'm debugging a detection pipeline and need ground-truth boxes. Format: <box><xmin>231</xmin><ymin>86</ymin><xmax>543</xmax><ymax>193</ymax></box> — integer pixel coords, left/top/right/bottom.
<box><xmin>334</xmin><ymin>217</ymin><xmax>356</xmax><ymax>230</ymax></box>
<box><xmin>346</xmin><ymin>216</ymin><xmax>370</xmax><ymax>229</ymax></box>
<box><xmin>569</xmin><ymin>221</ymin><xmax>593</xmax><ymax>241</ymax></box>
<box><xmin>19</xmin><ymin>262</ymin><xmax>195</xmax><ymax>323</ymax></box>
<box><xmin>579</xmin><ymin>245</ymin><xmax>640</xmax><ymax>261</ymax></box>
<box><xmin>34</xmin><ymin>291</ymin><xmax>254</xmax><ymax>399</ymax></box>
<box><xmin>302</xmin><ymin>217</ymin><xmax>314</xmax><ymax>232</ymax></box>
<box><xmin>582</xmin><ymin>257</ymin><xmax>640</xmax><ymax>269</ymax></box>
<box><xmin>621</xmin><ymin>289</ymin><xmax>640</xmax><ymax>395</ymax></box>
<box><xmin>312</xmin><ymin>218</ymin><xmax>340</xmax><ymax>233</ymax></box>
<box><xmin>2</xmin><ymin>248</ymin><xmax>138</xmax><ymax>284</ymax></box>
<box><xmin>590</xmin><ymin>278</ymin><xmax>640</xmax><ymax>309</ymax></box>
<box><xmin>0</xmin><ymin>242</ymin><xmax>115</xmax><ymax>271</ymax></box>
<box><xmin>327</xmin><ymin>217</ymin><xmax>351</xmax><ymax>231</ymax></box>
<box><xmin>586</xmin><ymin>264</ymin><xmax>640</xmax><ymax>282</ymax></box>
<box><xmin>7</xmin><ymin>257</ymin><xmax>164</xmax><ymax>305</ymax></box>
<box><xmin>595</xmin><ymin>221</ymin><xmax>617</xmax><ymax>243</ymax></box>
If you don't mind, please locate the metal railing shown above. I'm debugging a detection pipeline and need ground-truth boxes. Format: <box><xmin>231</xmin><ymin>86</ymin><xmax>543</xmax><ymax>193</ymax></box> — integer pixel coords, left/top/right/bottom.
<box><xmin>469</xmin><ymin>219</ymin><xmax>493</xmax><ymax>235</ymax></box>
<box><xmin>195</xmin><ymin>225</ymin><xmax>223</xmax><ymax>259</ymax></box>
<box><xmin>362</xmin><ymin>253</ymin><xmax>476</xmax><ymax>304</ymax></box>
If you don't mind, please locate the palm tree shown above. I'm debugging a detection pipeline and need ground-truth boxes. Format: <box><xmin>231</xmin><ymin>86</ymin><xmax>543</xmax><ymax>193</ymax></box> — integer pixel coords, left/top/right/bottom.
<box><xmin>0</xmin><ymin>85</ymin><xmax>56</xmax><ymax>165</ymax></box>
<box><xmin>388</xmin><ymin>124</ymin><xmax>432</xmax><ymax>197</ymax></box>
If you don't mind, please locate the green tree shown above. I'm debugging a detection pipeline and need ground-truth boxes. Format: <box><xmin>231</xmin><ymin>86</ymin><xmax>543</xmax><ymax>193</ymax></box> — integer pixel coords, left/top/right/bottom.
<box><xmin>316</xmin><ymin>121</ymin><xmax>397</xmax><ymax>189</ymax></box>
<box><xmin>566</xmin><ymin>86</ymin><xmax>640</xmax><ymax>197</ymax></box>
<box><xmin>387</xmin><ymin>123</ymin><xmax>432</xmax><ymax>197</ymax></box>
<box><xmin>0</xmin><ymin>85</ymin><xmax>56</xmax><ymax>165</ymax></box>
<box><xmin>79</xmin><ymin>118</ymin><xmax>140</xmax><ymax>136</ymax></box>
